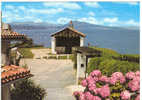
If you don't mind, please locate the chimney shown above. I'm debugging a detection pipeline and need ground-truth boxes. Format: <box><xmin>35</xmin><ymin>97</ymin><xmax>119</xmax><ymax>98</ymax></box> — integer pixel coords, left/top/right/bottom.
<box><xmin>69</xmin><ymin>20</ymin><xmax>74</xmax><ymax>29</ymax></box>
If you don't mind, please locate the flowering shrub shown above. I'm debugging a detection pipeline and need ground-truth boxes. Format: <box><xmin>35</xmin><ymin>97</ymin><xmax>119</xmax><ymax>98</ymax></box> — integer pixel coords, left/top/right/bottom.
<box><xmin>73</xmin><ymin>70</ymin><xmax>140</xmax><ymax>100</ymax></box>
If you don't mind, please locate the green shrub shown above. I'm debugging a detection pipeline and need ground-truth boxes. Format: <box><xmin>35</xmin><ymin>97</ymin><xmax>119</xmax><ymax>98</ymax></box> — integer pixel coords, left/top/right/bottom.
<box><xmin>11</xmin><ymin>79</ymin><xmax>46</xmax><ymax>100</ymax></box>
<box><xmin>58</xmin><ymin>56</ymin><xmax>67</xmax><ymax>59</ymax></box>
<box><xmin>48</xmin><ymin>56</ymin><xmax>57</xmax><ymax>59</ymax></box>
<box><xmin>43</xmin><ymin>56</ymin><xmax>48</xmax><ymax>59</ymax></box>
<box><xmin>19</xmin><ymin>48</ymin><xmax>34</xmax><ymax>58</ymax></box>
<box><xmin>118</xmin><ymin>54</ymin><xmax>139</xmax><ymax>63</ymax></box>
<box><xmin>91</xmin><ymin>47</ymin><xmax>121</xmax><ymax>58</ymax></box>
<box><xmin>87</xmin><ymin>57</ymin><xmax>139</xmax><ymax>76</ymax></box>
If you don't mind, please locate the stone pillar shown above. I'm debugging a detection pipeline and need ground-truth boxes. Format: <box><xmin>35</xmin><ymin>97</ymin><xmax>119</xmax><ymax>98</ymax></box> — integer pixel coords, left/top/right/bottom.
<box><xmin>76</xmin><ymin>53</ymin><xmax>81</xmax><ymax>84</ymax></box>
<box><xmin>2</xmin><ymin>40</ymin><xmax>10</xmax><ymax>65</ymax></box>
<box><xmin>76</xmin><ymin>53</ymin><xmax>87</xmax><ymax>84</ymax></box>
<box><xmin>51</xmin><ymin>37</ymin><xmax>56</xmax><ymax>54</ymax></box>
<box><xmin>80</xmin><ymin>37</ymin><xmax>84</xmax><ymax>47</ymax></box>
<box><xmin>2</xmin><ymin>85</ymin><xmax>11</xmax><ymax>100</ymax></box>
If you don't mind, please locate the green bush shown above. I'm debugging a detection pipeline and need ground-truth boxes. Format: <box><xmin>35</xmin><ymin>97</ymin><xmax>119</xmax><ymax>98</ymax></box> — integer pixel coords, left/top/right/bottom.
<box><xmin>11</xmin><ymin>79</ymin><xmax>46</xmax><ymax>100</ymax></box>
<box><xmin>58</xmin><ymin>56</ymin><xmax>67</xmax><ymax>59</ymax></box>
<box><xmin>19</xmin><ymin>48</ymin><xmax>34</xmax><ymax>58</ymax></box>
<box><xmin>91</xmin><ymin>47</ymin><xmax>121</xmax><ymax>58</ymax></box>
<box><xmin>118</xmin><ymin>54</ymin><xmax>139</xmax><ymax>63</ymax></box>
<box><xmin>48</xmin><ymin>56</ymin><xmax>57</xmax><ymax>59</ymax></box>
<box><xmin>87</xmin><ymin>57</ymin><xmax>139</xmax><ymax>76</ymax></box>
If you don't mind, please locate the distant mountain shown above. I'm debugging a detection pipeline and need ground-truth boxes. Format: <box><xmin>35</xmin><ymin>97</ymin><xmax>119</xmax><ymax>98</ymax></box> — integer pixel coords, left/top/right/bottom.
<box><xmin>10</xmin><ymin>21</ymin><xmax>140</xmax><ymax>54</ymax></box>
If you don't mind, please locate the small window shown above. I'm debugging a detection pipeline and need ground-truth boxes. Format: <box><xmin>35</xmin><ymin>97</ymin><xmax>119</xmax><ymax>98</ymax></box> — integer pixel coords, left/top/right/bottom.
<box><xmin>81</xmin><ymin>64</ymin><xmax>84</xmax><ymax>67</ymax></box>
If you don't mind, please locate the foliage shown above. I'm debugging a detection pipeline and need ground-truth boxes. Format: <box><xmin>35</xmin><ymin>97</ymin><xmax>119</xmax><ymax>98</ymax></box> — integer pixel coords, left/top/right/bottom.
<box><xmin>73</xmin><ymin>70</ymin><xmax>140</xmax><ymax>100</ymax></box>
<box><xmin>11</xmin><ymin>79</ymin><xmax>46</xmax><ymax>100</ymax></box>
<box><xmin>87</xmin><ymin>57</ymin><xmax>139</xmax><ymax>76</ymax></box>
<box><xmin>115</xmin><ymin>54</ymin><xmax>140</xmax><ymax>63</ymax></box>
<box><xmin>91</xmin><ymin>46</ymin><xmax>139</xmax><ymax>63</ymax></box>
<box><xmin>58</xmin><ymin>55</ymin><xmax>67</xmax><ymax>59</ymax></box>
<box><xmin>87</xmin><ymin>47</ymin><xmax>140</xmax><ymax>76</ymax></box>
<box><xmin>91</xmin><ymin>47</ymin><xmax>121</xmax><ymax>58</ymax></box>
<box><xmin>18</xmin><ymin>48</ymin><xmax>34</xmax><ymax>58</ymax></box>
<box><xmin>48</xmin><ymin>56</ymin><xmax>57</xmax><ymax>59</ymax></box>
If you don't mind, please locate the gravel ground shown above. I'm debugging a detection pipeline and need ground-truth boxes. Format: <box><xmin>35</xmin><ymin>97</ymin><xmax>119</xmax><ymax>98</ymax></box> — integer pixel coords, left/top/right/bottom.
<box><xmin>21</xmin><ymin>58</ymin><xmax>76</xmax><ymax>100</ymax></box>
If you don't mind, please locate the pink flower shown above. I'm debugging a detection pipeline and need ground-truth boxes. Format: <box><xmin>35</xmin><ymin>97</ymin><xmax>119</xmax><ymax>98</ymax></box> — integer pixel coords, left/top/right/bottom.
<box><xmin>81</xmin><ymin>79</ymin><xmax>87</xmax><ymax>87</ymax></box>
<box><xmin>99</xmin><ymin>84</ymin><xmax>110</xmax><ymax>98</ymax></box>
<box><xmin>128</xmin><ymin>78</ymin><xmax>139</xmax><ymax>91</ymax></box>
<box><xmin>73</xmin><ymin>91</ymin><xmax>80</xmax><ymax>96</ymax></box>
<box><xmin>109</xmin><ymin>77</ymin><xmax>117</xmax><ymax>85</ymax></box>
<box><xmin>94</xmin><ymin>77</ymin><xmax>99</xmax><ymax>82</ymax></box>
<box><xmin>84</xmin><ymin>92</ymin><xmax>93</xmax><ymax>100</ymax></box>
<box><xmin>88</xmin><ymin>83</ymin><xmax>96</xmax><ymax>91</ymax></box>
<box><xmin>135</xmin><ymin>71</ymin><xmax>140</xmax><ymax>77</ymax></box>
<box><xmin>120</xmin><ymin>90</ymin><xmax>131</xmax><ymax>100</ymax></box>
<box><xmin>93</xmin><ymin>88</ymin><xmax>100</xmax><ymax>95</ymax></box>
<box><xmin>135</xmin><ymin>94</ymin><xmax>140</xmax><ymax>100</ymax></box>
<box><xmin>90</xmin><ymin>70</ymin><xmax>101</xmax><ymax>77</ymax></box>
<box><xmin>99</xmin><ymin>75</ymin><xmax>109</xmax><ymax>83</ymax></box>
<box><xmin>126</xmin><ymin>72</ymin><xmax>135</xmax><ymax>80</ymax></box>
<box><xmin>93</xmin><ymin>96</ymin><xmax>101</xmax><ymax>100</ymax></box>
<box><xmin>112</xmin><ymin>72</ymin><xmax>124</xmax><ymax>80</ymax></box>
<box><xmin>120</xmin><ymin>76</ymin><xmax>126</xmax><ymax>84</ymax></box>
<box><xmin>79</xmin><ymin>93</ymin><xmax>85</xmax><ymax>100</ymax></box>
<box><xmin>87</xmin><ymin>76</ymin><xmax>95</xmax><ymax>85</ymax></box>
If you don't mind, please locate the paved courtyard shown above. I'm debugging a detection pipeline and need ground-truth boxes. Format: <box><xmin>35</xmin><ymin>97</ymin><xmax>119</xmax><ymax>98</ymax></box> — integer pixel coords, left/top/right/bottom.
<box><xmin>22</xmin><ymin>58</ymin><xmax>76</xmax><ymax>100</ymax></box>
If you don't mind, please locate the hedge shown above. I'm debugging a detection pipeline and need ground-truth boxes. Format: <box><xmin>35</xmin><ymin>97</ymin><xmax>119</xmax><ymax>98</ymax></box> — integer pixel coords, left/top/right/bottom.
<box><xmin>87</xmin><ymin>57</ymin><xmax>139</xmax><ymax>76</ymax></box>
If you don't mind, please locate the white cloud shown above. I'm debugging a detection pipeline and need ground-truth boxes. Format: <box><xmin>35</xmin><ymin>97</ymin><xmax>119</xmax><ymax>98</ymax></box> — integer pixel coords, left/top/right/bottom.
<box><xmin>29</xmin><ymin>8</ymin><xmax>64</xmax><ymax>14</ymax></box>
<box><xmin>88</xmin><ymin>11</ymin><xmax>95</xmax><ymax>16</ymax></box>
<box><xmin>104</xmin><ymin>17</ymin><xmax>118</xmax><ymax>23</ymax></box>
<box><xmin>125</xmin><ymin>19</ymin><xmax>139</xmax><ymax>26</ymax></box>
<box><xmin>34</xmin><ymin>19</ymin><xmax>43</xmax><ymax>23</ymax></box>
<box><xmin>77</xmin><ymin>17</ymin><xmax>103</xmax><ymax>25</ymax></box>
<box><xmin>57</xmin><ymin>17</ymin><xmax>71</xmax><ymax>24</ymax></box>
<box><xmin>127</xmin><ymin>2</ymin><xmax>139</xmax><ymax>5</ymax></box>
<box><xmin>84</xmin><ymin>2</ymin><xmax>101</xmax><ymax>8</ymax></box>
<box><xmin>43</xmin><ymin>2</ymin><xmax>81</xmax><ymax>10</ymax></box>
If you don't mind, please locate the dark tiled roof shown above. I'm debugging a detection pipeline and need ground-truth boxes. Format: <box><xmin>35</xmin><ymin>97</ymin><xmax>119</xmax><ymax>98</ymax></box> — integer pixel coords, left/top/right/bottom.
<box><xmin>1</xmin><ymin>29</ymin><xmax>27</xmax><ymax>40</ymax></box>
<box><xmin>51</xmin><ymin>27</ymin><xmax>86</xmax><ymax>37</ymax></box>
<box><xmin>1</xmin><ymin>23</ymin><xmax>27</xmax><ymax>40</ymax></box>
<box><xmin>1</xmin><ymin>65</ymin><xmax>32</xmax><ymax>85</ymax></box>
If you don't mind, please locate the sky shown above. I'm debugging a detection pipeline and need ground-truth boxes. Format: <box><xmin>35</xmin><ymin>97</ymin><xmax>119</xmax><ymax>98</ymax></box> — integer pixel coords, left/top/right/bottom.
<box><xmin>1</xmin><ymin>2</ymin><xmax>140</xmax><ymax>27</ymax></box>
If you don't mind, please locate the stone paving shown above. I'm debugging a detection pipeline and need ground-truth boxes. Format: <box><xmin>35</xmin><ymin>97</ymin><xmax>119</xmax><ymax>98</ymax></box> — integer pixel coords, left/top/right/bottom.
<box><xmin>22</xmin><ymin>58</ymin><xmax>76</xmax><ymax>100</ymax></box>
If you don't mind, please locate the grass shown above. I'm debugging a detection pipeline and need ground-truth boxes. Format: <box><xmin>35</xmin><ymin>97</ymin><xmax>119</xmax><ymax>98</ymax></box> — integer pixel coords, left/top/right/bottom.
<box><xmin>87</xmin><ymin>47</ymin><xmax>140</xmax><ymax>76</ymax></box>
<box><xmin>18</xmin><ymin>48</ymin><xmax>34</xmax><ymax>58</ymax></box>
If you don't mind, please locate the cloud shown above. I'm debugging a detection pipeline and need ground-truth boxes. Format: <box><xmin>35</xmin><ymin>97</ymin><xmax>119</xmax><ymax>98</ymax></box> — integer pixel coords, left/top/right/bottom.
<box><xmin>34</xmin><ymin>19</ymin><xmax>43</xmax><ymax>23</ymax></box>
<box><xmin>106</xmin><ymin>19</ymin><xmax>139</xmax><ymax>27</ymax></box>
<box><xmin>104</xmin><ymin>17</ymin><xmax>118</xmax><ymax>23</ymax></box>
<box><xmin>77</xmin><ymin>17</ymin><xmax>103</xmax><ymax>25</ymax></box>
<box><xmin>88</xmin><ymin>11</ymin><xmax>95</xmax><ymax>16</ymax></box>
<box><xmin>84</xmin><ymin>2</ymin><xmax>101</xmax><ymax>8</ymax></box>
<box><xmin>29</xmin><ymin>8</ymin><xmax>64</xmax><ymax>14</ymax></box>
<box><xmin>127</xmin><ymin>2</ymin><xmax>139</xmax><ymax>5</ymax></box>
<box><xmin>125</xmin><ymin>19</ymin><xmax>139</xmax><ymax>26</ymax></box>
<box><xmin>57</xmin><ymin>17</ymin><xmax>71</xmax><ymax>24</ymax></box>
<box><xmin>43</xmin><ymin>2</ymin><xmax>81</xmax><ymax>10</ymax></box>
